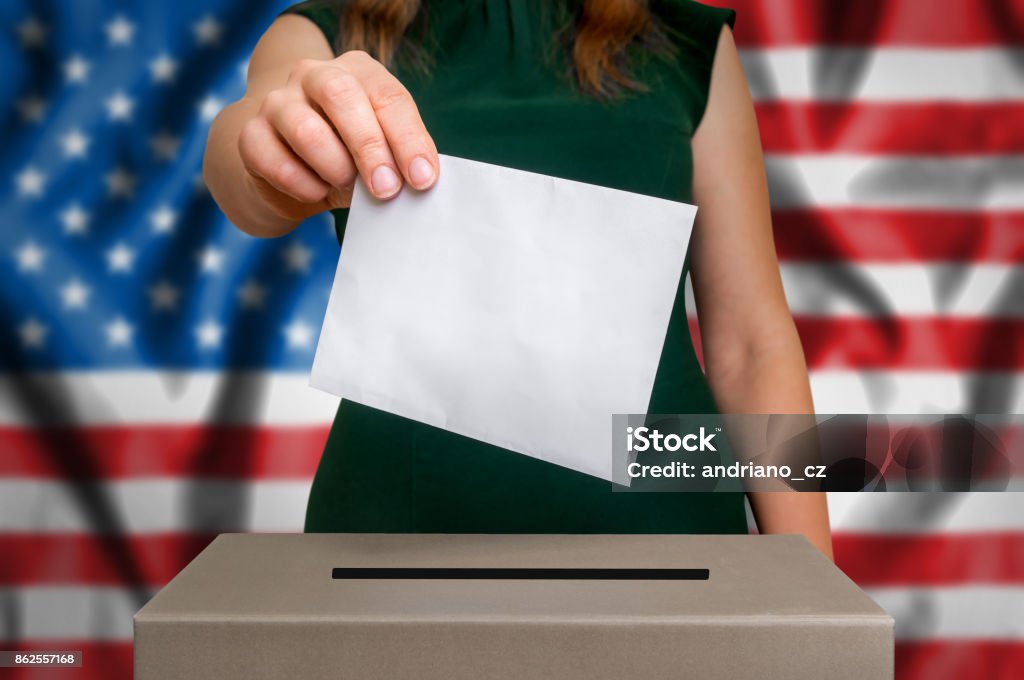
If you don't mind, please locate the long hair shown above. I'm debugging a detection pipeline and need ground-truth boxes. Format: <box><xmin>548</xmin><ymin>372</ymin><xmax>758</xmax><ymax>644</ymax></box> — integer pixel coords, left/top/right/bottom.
<box><xmin>337</xmin><ymin>0</ymin><xmax>674</xmax><ymax>97</ymax></box>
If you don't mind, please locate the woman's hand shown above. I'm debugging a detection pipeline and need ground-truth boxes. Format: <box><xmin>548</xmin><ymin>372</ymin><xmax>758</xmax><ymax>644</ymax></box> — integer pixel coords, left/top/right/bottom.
<box><xmin>240</xmin><ymin>50</ymin><xmax>438</xmax><ymax>219</ymax></box>
<box><xmin>205</xmin><ymin>16</ymin><xmax>438</xmax><ymax>235</ymax></box>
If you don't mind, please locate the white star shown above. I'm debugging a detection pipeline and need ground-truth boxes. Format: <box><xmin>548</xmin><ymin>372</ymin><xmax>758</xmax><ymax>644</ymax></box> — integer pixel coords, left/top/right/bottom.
<box><xmin>60</xmin><ymin>203</ymin><xmax>90</xmax><ymax>235</ymax></box>
<box><xmin>195</xmin><ymin>319</ymin><xmax>224</xmax><ymax>349</ymax></box>
<box><xmin>63</xmin><ymin>54</ymin><xmax>90</xmax><ymax>83</ymax></box>
<box><xmin>60</xmin><ymin>128</ymin><xmax>90</xmax><ymax>158</ymax></box>
<box><xmin>61</xmin><ymin>278</ymin><xmax>90</xmax><ymax>309</ymax></box>
<box><xmin>197</xmin><ymin>94</ymin><xmax>224</xmax><ymax>122</ymax></box>
<box><xmin>105</xmin><ymin>91</ymin><xmax>135</xmax><ymax>122</ymax></box>
<box><xmin>193</xmin><ymin>15</ymin><xmax>223</xmax><ymax>46</ymax></box>
<box><xmin>149</xmin><ymin>280</ymin><xmax>180</xmax><ymax>310</ymax></box>
<box><xmin>15</xmin><ymin>166</ymin><xmax>46</xmax><ymax>198</ymax></box>
<box><xmin>17</xmin><ymin>95</ymin><xmax>47</xmax><ymax>123</ymax></box>
<box><xmin>105</xmin><ymin>15</ymin><xmax>135</xmax><ymax>46</ymax></box>
<box><xmin>150</xmin><ymin>205</ymin><xmax>177</xmax><ymax>234</ymax></box>
<box><xmin>105</xmin><ymin>167</ymin><xmax>136</xmax><ymax>198</ymax></box>
<box><xmin>237</xmin><ymin>280</ymin><xmax>267</xmax><ymax>309</ymax></box>
<box><xmin>197</xmin><ymin>246</ymin><xmax>224</xmax><ymax>274</ymax></box>
<box><xmin>150</xmin><ymin>131</ymin><xmax>181</xmax><ymax>161</ymax></box>
<box><xmin>17</xmin><ymin>16</ymin><xmax>47</xmax><ymax>48</ymax></box>
<box><xmin>19</xmin><ymin>317</ymin><xmax>48</xmax><ymax>348</ymax></box>
<box><xmin>282</xmin><ymin>241</ymin><xmax>313</xmax><ymax>273</ymax></box>
<box><xmin>105</xmin><ymin>316</ymin><xmax>134</xmax><ymax>347</ymax></box>
<box><xmin>107</xmin><ymin>242</ymin><xmax>135</xmax><ymax>273</ymax></box>
<box><xmin>284</xmin><ymin>319</ymin><xmax>314</xmax><ymax>350</ymax></box>
<box><xmin>149</xmin><ymin>53</ymin><xmax>178</xmax><ymax>83</ymax></box>
<box><xmin>15</xmin><ymin>241</ymin><xmax>46</xmax><ymax>272</ymax></box>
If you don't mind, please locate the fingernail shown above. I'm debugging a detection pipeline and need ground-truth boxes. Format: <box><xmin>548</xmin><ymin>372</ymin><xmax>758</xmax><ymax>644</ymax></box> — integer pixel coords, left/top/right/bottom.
<box><xmin>408</xmin><ymin>156</ymin><xmax>436</xmax><ymax>189</ymax></box>
<box><xmin>371</xmin><ymin>165</ymin><xmax>401</xmax><ymax>198</ymax></box>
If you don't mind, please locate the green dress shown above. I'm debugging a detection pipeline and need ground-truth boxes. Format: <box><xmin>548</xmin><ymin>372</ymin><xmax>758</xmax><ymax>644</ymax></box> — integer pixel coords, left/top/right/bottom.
<box><xmin>281</xmin><ymin>0</ymin><xmax>747</xmax><ymax>534</ymax></box>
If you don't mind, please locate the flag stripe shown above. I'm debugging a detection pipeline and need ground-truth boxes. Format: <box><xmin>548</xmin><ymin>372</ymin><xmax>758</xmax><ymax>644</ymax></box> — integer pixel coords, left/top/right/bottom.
<box><xmin>793</xmin><ymin>317</ymin><xmax>1024</xmax><ymax>371</ymax></box>
<box><xmin>6</xmin><ymin>531</ymin><xmax>1024</xmax><ymax>589</ymax></box>
<box><xmin>834</xmin><ymin>532</ymin><xmax>1024</xmax><ymax>587</ymax></box>
<box><xmin>0</xmin><ymin>372</ymin><xmax>339</xmax><ymax>426</ymax></box>
<box><xmin>689</xmin><ymin>317</ymin><xmax>1024</xmax><ymax>371</ymax></box>
<box><xmin>0</xmin><ymin>534</ymin><xmax>216</xmax><ymax>587</ymax></box>
<box><xmin>0</xmin><ymin>426</ymin><xmax>327</xmax><ymax>479</ymax></box>
<box><xmin>688</xmin><ymin>263</ymin><xmax>1024</xmax><ymax>317</ymax></box>
<box><xmin>763</xmin><ymin>155</ymin><xmax>1024</xmax><ymax>210</ymax></box>
<box><xmin>867</xmin><ymin>586</ymin><xmax>1024</xmax><ymax>640</ymax></box>
<box><xmin>4</xmin><ymin>585</ymin><xmax>1022</xmax><ymax>642</ymax></box>
<box><xmin>771</xmin><ymin>210</ymin><xmax>1024</xmax><ymax>263</ymax></box>
<box><xmin>4</xmin><ymin>482</ymin><xmax>1022</xmax><ymax>534</ymax></box>
<box><xmin>5</xmin><ymin>371</ymin><xmax>1024</xmax><ymax>428</ymax></box>
<box><xmin>826</xmin><ymin>493</ymin><xmax>1024</xmax><ymax>534</ymax></box>
<box><xmin>755</xmin><ymin>103</ymin><xmax>1024</xmax><ymax>154</ymax></box>
<box><xmin>0</xmin><ymin>480</ymin><xmax>311</xmax><ymax>533</ymax></box>
<box><xmin>810</xmin><ymin>371</ymin><xmax>1024</xmax><ymax>413</ymax></box>
<box><xmin>722</xmin><ymin>0</ymin><xmax>1023</xmax><ymax>48</ymax></box>
<box><xmin>742</xmin><ymin>48</ymin><xmax>1024</xmax><ymax>102</ymax></box>
<box><xmin>0</xmin><ymin>642</ymin><xmax>132</xmax><ymax>680</ymax></box>
<box><xmin>896</xmin><ymin>640</ymin><xmax>1024</xmax><ymax>680</ymax></box>
<box><xmin>4</xmin><ymin>641</ymin><xmax>1024</xmax><ymax>680</ymax></box>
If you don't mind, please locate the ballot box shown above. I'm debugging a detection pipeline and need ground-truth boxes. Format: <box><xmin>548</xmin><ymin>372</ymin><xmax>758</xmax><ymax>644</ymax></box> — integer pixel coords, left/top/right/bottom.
<box><xmin>134</xmin><ymin>533</ymin><xmax>893</xmax><ymax>679</ymax></box>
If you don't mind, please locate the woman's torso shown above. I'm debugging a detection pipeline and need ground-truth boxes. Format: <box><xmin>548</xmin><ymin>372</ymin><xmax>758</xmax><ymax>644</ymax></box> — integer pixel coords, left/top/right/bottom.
<box><xmin>286</xmin><ymin>0</ymin><xmax>748</xmax><ymax>534</ymax></box>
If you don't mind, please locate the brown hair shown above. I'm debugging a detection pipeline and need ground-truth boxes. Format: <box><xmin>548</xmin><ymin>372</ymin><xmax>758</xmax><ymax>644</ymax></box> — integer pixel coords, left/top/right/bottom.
<box><xmin>338</xmin><ymin>0</ymin><xmax>673</xmax><ymax>97</ymax></box>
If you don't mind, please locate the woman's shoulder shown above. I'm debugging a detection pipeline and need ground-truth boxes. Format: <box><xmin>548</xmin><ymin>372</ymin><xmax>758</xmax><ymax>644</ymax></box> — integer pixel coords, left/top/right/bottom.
<box><xmin>655</xmin><ymin>0</ymin><xmax>736</xmax><ymax>29</ymax></box>
<box><xmin>654</xmin><ymin>0</ymin><xmax>736</xmax><ymax>57</ymax></box>
<box><xmin>278</xmin><ymin>0</ymin><xmax>342</xmax><ymax>54</ymax></box>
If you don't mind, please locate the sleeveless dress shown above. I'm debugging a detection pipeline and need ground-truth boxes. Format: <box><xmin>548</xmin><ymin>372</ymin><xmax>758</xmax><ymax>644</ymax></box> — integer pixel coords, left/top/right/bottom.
<box><xmin>280</xmin><ymin>0</ymin><xmax>747</xmax><ymax>534</ymax></box>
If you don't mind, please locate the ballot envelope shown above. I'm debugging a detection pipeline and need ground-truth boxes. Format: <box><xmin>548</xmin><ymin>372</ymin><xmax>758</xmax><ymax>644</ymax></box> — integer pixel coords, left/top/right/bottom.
<box><xmin>134</xmin><ymin>533</ymin><xmax>893</xmax><ymax>679</ymax></box>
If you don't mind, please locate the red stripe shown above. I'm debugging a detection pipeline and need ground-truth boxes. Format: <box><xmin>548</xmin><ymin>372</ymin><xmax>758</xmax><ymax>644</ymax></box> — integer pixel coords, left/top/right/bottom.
<box><xmin>0</xmin><ymin>425</ymin><xmax>328</xmax><ymax>478</ymax></box>
<box><xmin>708</xmin><ymin>0</ymin><xmax>1023</xmax><ymax>47</ymax></box>
<box><xmin>757</xmin><ymin>103</ymin><xmax>1024</xmax><ymax>155</ymax></box>
<box><xmin>4</xmin><ymin>640</ymin><xmax>1022</xmax><ymax>680</ymax></box>
<box><xmin>834</xmin><ymin>532</ymin><xmax>1024</xmax><ymax>587</ymax></box>
<box><xmin>794</xmin><ymin>317</ymin><xmax>1024</xmax><ymax>371</ymax></box>
<box><xmin>772</xmin><ymin>210</ymin><xmax>1024</xmax><ymax>263</ymax></box>
<box><xmin>689</xmin><ymin>317</ymin><xmax>1024</xmax><ymax>371</ymax></box>
<box><xmin>1</xmin><ymin>642</ymin><xmax>132</xmax><ymax>680</ymax></box>
<box><xmin>897</xmin><ymin>640</ymin><xmax>1024</xmax><ymax>680</ymax></box>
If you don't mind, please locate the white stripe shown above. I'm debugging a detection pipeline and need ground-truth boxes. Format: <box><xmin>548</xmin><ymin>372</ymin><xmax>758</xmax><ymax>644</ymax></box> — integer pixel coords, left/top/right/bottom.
<box><xmin>810</xmin><ymin>370</ymin><xmax>1024</xmax><ymax>414</ymax></box>
<box><xmin>4</xmin><ymin>584</ymin><xmax>1021</xmax><ymax>642</ymax></box>
<box><xmin>827</xmin><ymin>492</ymin><xmax>1024</xmax><ymax>534</ymax></box>
<box><xmin>0</xmin><ymin>371</ymin><xmax>338</xmax><ymax>426</ymax></box>
<box><xmin>0</xmin><ymin>480</ymin><xmax>310</xmax><ymax>533</ymax></box>
<box><xmin>866</xmin><ymin>586</ymin><xmax>1024</xmax><ymax>640</ymax></box>
<box><xmin>3</xmin><ymin>370</ymin><xmax>1024</xmax><ymax>427</ymax></box>
<box><xmin>779</xmin><ymin>263</ymin><xmax>1024</xmax><ymax>317</ymax></box>
<box><xmin>0</xmin><ymin>586</ymin><xmax>145</xmax><ymax>642</ymax></box>
<box><xmin>3</xmin><ymin>479</ymin><xmax>1023</xmax><ymax>535</ymax></box>
<box><xmin>685</xmin><ymin>263</ymin><xmax>1024</xmax><ymax>317</ymax></box>
<box><xmin>741</xmin><ymin>47</ymin><xmax>1024</xmax><ymax>102</ymax></box>
<box><xmin>765</xmin><ymin>155</ymin><xmax>1024</xmax><ymax>210</ymax></box>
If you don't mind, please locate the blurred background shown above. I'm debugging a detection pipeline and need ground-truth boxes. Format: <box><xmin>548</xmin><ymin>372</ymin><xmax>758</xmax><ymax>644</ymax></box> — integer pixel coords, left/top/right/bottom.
<box><xmin>1</xmin><ymin>0</ymin><xmax>1022</xmax><ymax>678</ymax></box>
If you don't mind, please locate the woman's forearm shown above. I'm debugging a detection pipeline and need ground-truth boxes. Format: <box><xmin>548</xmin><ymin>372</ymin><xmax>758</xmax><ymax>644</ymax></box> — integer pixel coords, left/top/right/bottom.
<box><xmin>704</xmin><ymin>321</ymin><xmax>834</xmax><ymax>560</ymax></box>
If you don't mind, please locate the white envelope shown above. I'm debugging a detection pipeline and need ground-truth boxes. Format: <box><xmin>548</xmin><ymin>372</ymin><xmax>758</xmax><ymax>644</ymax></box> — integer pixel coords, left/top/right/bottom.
<box><xmin>311</xmin><ymin>154</ymin><xmax>696</xmax><ymax>481</ymax></box>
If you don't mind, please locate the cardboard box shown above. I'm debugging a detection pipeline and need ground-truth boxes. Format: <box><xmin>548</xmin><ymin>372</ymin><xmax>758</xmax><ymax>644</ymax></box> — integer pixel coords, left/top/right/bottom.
<box><xmin>134</xmin><ymin>534</ymin><xmax>893</xmax><ymax>679</ymax></box>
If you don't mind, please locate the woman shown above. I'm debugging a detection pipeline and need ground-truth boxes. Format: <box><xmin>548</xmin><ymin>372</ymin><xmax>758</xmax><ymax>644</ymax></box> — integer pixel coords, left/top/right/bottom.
<box><xmin>204</xmin><ymin>0</ymin><xmax>833</xmax><ymax>558</ymax></box>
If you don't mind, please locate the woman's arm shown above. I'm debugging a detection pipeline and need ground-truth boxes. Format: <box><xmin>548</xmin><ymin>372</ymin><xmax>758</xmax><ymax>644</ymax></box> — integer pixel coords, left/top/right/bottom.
<box><xmin>689</xmin><ymin>26</ymin><xmax>833</xmax><ymax>560</ymax></box>
<box><xmin>204</xmin><ymin>15</ymin><xmax>439</xmax><ymax>237</ymax></box>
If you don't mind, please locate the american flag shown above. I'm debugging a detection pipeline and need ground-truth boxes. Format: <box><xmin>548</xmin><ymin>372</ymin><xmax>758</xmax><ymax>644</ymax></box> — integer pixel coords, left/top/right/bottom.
<box><xmin>0</xmin><ymin>0</ymin><xmax>1021</xmax><ymax>678</ymax></box>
